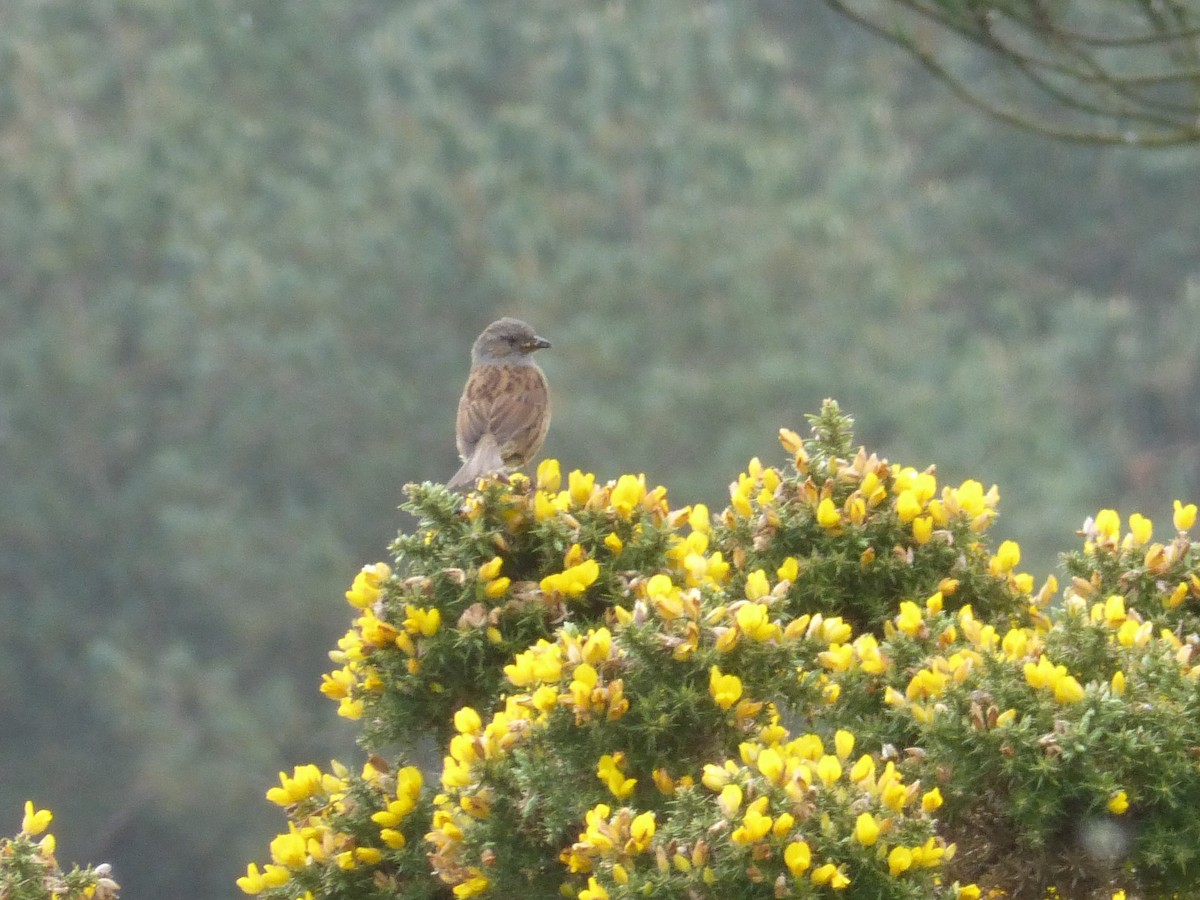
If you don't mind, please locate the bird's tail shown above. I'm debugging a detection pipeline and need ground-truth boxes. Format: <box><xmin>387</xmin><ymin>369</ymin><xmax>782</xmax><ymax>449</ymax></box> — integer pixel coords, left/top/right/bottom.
<box><xmin>447</xmin><ymin>433</ymin><xmax>506</xmax><ymax>490</ymax></box>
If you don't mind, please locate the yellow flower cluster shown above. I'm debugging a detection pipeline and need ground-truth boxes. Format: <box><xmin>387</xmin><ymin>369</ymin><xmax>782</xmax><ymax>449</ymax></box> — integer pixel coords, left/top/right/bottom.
<box><xmin>727</xmin><ymin>456</ymin><xmax>783</xmax><ymax>519</ymax></box>
<box><xmin>527</xmin><ymin>460</ymin><xmax>669</xmax><ymax>526</ymax></box>
<box><xmin>663</xmin><ymin>504</ymin><xmax>730</xmax><ymax>590</ymax></box>
<box><xmin>540</xmin><ymin>543</ymin><xmax>601</xmax><ymax>600</ymax></box>
<box><xmin>671</xmin><ymin>723</ymin><xmax>968</xmax><ymax>895</ymax></box>
<box><xmin>241</xmin><ymin>760</ymin><xmax>420</xmax><ymax>895</ymax></box>
<box><xmin>562</xmin><ymin>803</ymin><xmax>657</xmax><ymax>878</ymax></box>
<box><xmin>343</xmin><ymin>562</ymin><xmax>392</xmax><ymax>609</ymax></box>
<box><xmin>1077</xmin><ymin>504</ymin><xmax>1200</xmax><ymax>614</ymax></box>
<box><xmin>322</xmin><ymin>563</ymin><xmax>444</xmax><ymax>718</ymax></box>
<box><xmin>428</xmin><ymin>695</ymin><xmax>547</xmax><ymax>894</ymax></box>
<box><xmin>0</xmin><ymin>803</ymin><xmax>119</xmax><ymax>900</ymax></box>
<box><xmin>499</xmin><ymin>626</ymin><xmax>629</xmax><ymax>724</ymax></box>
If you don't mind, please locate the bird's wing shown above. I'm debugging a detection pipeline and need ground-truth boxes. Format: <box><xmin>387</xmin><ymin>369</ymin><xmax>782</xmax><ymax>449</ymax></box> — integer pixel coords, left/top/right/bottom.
<box><xmin>489</xmin><ymin>365</ymin><xmax>550</xmax><ymax>464</ymax></box>
<box><xmin>455</xmin><ymin>370</ymin><xmax>494</xmax><ymax>461</ymax></box>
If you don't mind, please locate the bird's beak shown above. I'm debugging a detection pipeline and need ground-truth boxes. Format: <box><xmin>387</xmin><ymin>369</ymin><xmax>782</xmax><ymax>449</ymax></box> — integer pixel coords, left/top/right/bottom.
<box><xmin>524</xmin><ymin>336</ymin><xmax>551</xmax><ymax>351</ymax></box>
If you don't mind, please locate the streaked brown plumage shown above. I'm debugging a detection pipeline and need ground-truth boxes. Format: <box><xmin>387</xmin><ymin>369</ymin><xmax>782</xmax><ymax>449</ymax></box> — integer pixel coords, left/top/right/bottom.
<box><xmin>448</xmin><ymin>317</ymin><xmax>551</xmax><ymax>490</ymax></box>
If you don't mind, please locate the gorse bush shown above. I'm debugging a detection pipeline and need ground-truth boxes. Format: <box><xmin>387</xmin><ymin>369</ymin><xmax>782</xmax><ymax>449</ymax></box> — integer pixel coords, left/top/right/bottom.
<box><xmin>0</xmin><ymin>803</ymin><xmax>118</xmax><ymax>900</ymax></box>
<box><xmin>231</xmin><ymin>400</ymin><xmax>1200</xmax><ymax>900</ymax></box>
<box><xmin>15</xmin><ymin>399</ymin><xmax>1192</xmax><ymax>900</ymax></box>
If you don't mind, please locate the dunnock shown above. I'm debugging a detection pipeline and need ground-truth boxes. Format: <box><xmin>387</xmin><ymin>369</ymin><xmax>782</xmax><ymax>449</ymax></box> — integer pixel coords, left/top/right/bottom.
<box><xmin>447</xmin><ymin>317</ymin><xmax>552</xmax><ymax>490</ymax></box>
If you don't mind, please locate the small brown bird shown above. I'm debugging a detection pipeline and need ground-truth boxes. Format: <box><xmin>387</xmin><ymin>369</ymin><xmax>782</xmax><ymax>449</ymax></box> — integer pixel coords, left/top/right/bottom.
<box><xmin>448</xmin><ymin>317</ymin><xmax>552</xmax><ymax>490</ymax></box>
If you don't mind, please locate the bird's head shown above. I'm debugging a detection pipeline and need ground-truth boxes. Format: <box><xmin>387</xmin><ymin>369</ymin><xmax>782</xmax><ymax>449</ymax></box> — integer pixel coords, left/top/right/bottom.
<box><xmin>472</xmin><ymin>317</ymin><xmax>551</xmax><ymax>363</ymax></box>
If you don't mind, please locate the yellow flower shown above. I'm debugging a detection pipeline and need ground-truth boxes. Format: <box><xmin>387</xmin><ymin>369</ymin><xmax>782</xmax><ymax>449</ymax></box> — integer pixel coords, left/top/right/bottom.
<box><xmin>536</xmin><ymin>458</ymin><xmax>562</xmax><ymax>492</ymax></box>
<box><xmin>1053</xmin><ymin>674</ymin><xmax>1085</xmax><ymax>704</ymax></box>
<box><xmin>815</xmin><ymin>754</ymin><xmax>842</xmax><ymax>787</ymax></box>
<box><xmin>921</xmin><ymin>787</ymin><xmax>944</xmax><ymax>813</ymax></box>
<box><xmin>905</xmin><ymin>667</ymin><xmax>948</xmax><ymax>701</ymax></box>
<box><xmin>578</xmin><ymin>876</ymin><xmax>610</xmax><ymax>900</ymax></box>
<box><xmin>236</xmin><ymin>863</ymin><xmax>267</xmax><ymax>895</ymax></box>
<box><xmin>453</xmin><ymin>873</ymin><xmax>491</xmax><ymax>898</ymax></box>
<box><xmin>610</xmin><ymin>474</ymin><xmax>647</xmax><ymax>518</ymax></box>
<box><xmin>846</xmin><ymin>495</ymin><xmax>866</xmax><ymax>525</ymax></box>
<box><xmin>339</xmin><ymin>697</ymin><xmax>365</xmax><ymax>719</ymax></box>
<box><xmin>581</xmin><ymin>627</ymin><xmax>612</xmax><ymax>665</ymax></box>
<box><xmin>455</xmin><ymin>707</ymin><xmax>483</xmax><ymax>735</ymax></box>
<box><xmin>478</xmin><ymin>556</ymin><xmax>504</xmax><ymax>582</ymax></box>
<box><xmin>1094</xmin><ymin>508</ymin><xmax>1121</xmax><ymax>541</ymax></box>
<box><xmin>1127</xmin><ymin>513</ymin><xmax>1152</xmax><ymax>545</ymax></box>
<box><xmin>344</xmin><ymin>562</ymin><xmax>391</xmax><ymax>608</ymax></box>
<box><xmin>1164</xmin><ymin>582</ymin><xmax>1188</xmax><ymax>609</ymax></box>
<box><xmin>604</xmin><ymin>533</ymin><xmax>624</xmax><ymax>555</ymax></box>
<box><xmin>811</xmin><ymin>868</ymin><xmax>840</xmax><ymax>888</ymax></box>
<box><xmin>1107</xmin><ymin>790</ymin><xmax>1129</xmax><ymax>815</ymax></box>
<box><xmin>269</xmin><ymin>831</ymin><xmax>307</xmax><ymax>868</ymax></box>
<box><xmin>266</xmin><ymin>764</ymin><xmax>325</xmax><ymax>806</ymax></box>
<box><xmin>817</xmin><ymin>642</ymin><xmax>854</xmax><ymax>672</ymax></box>
<box><xmin>702</xmin><ymin>761</ymin><xmax>737</xmax><ymax>791</ymax></box>
<box><xmin>988</xmin><ymin>540</ymin><xmax>1020</xmax><ymax>576</ymax></box>
<box><xmin>730</xmin><ymin>486</ymin><xmax>752</xmax><ymax>517</ymax></box>
<box><xmin>834</xmin><ymin>729</ymin><xmax>855</xmax><ymax>760</ymax></box>
<box><xmin>628</xmin><ymin>811</ymin><xmax>656</xmax><ymax>853</ymax></box>
<box><xmin>354</xmin><ymin>846</ymin><xmax>382</xmax><ymax>865</ymax></box>
<box><xmin>777</xmin><ymin>556</ymin><xmax>799</xmax><ymax>582</ymax></box>
<box><xmin>853</xmin><ymin>812</ymin><xmax>880</xmax><ymax>846</ymax></box>
<box><xmin>912</xmin><ymin>515</ymin><xmax>933</xmax><ymax>544</ymax></box>
<box><xmin>1000</xmin><ymin>627</ymin><xmax>1028</xmax><ymax>661</ymax></box>
<box><xmin>484</xmin><ymin>576</ymin><xmax>510</xmax><ymax>598</ymax></box>
<box><xmin>21</xmin><ymin>801</ymin><xmax>53</xmax><ymax>836</ymax></box>
<box><xmin>756</xmin><ymin>747</ymin><xmax>785</xmax><ymax>784</ymax></box>
<box><xmin>895</xmin><ymin>490</ymin><xmax>921</xmax><ymax>523</ymax></box>
<box><xmin>772</xmin><ymin>813</ymin><xmax>795</xmax><ymax>838</ymax></box>
<box><xmin>731</xmin><ymin>797</ymin><xmax>773</xmax><ymax>844</ymax></box>
<box><xmin>709</xmin><ymin>666</ymin><xmax>743</xmax><ymax>710</ymax></box>
<box><xmin>404</xmin><ymin>605</ymin><xmax>442</xmax><ymax>637</ymax></box>
<box><xmin>849</xmin><ymin>754</ymin><xmax>875</xmax><ymax>785</ymax></box>
<box><xmin>532</xmin><ymin>685</ymin><xmax>559</xmax><ymax>712</ymax></box>
<box><xmin>784</xmin><ymin>840</ymin><xmax>812</xmax><ymax>876</ymax></box>
<box><xmin>1101</xmin><ymin>594</ymin><xmax>1126</xmax><ymax>627</ymax></box>
<box><xmin>854</xmin><ymin>633</ymin><xmax>887</xmax><ymax>674</ymax></box>
<box><xmin>817</xmin><ymin>497</ymin><xmax>841</xmax><ymax>530</ymax></box>
<box><xmin>744</xmin><ymin>569</ymin><xmax>770</xmax><ymax>600</ymax></box>
<box><xmin>596</xmin><ymin>753</ymin><xmax>637</xmax><ymax>799</ymax></box>
<box><xmin>887</xmin><ymin>845</ymin><xmax>914</xmax><ymax>877</ymax></box>
<box><xmin>718</xmin><ymin>783</ymin><xmax>744</xmax><ymax>818</ymax></box>
<box><xmin>1110</xmin><ymin>670</ymin><xmax>1126</xmax><ymax>696</ymax></box>
<box><xmin>569</xmin><ymin>470</ymin><xmax>597</xmax><ymax>506</ymax></box>
<box><xmin>736</xmin><ymin>603</ymin><xmax>779</xmax><ymax>642</ymax></box>
<box><xmin>1023</xmin><ymin>654</ymin><xmax>1057</xmax><ymax>690</ymax></box>
<box><xmin>541</xmin><ymin>559</ymin><xmax>600</xmax><ymax>599</ymax></box>
<box><xmin>1173</xmin><ymin>499</ymin><xmax>1197</xmax><ymax>531</ymax></box>
<box><xmin>441</xmin><ymin>756</ymin><xmax>473</xmax><ymax>790</ymax></box>
<box><xmin>895</xmin><ymin>601</ymin><xmax>923</xmax><ymax>637</ymax></box>
<box><xmin>958</xmin><ymin>886</ymin><xmax>983</xmax><ymax>900</ymax></box>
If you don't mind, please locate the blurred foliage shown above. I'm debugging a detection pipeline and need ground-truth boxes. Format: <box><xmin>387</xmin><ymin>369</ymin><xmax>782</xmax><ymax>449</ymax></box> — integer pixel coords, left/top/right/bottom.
<box><xmin>0</xmin><ymin>1</ymin><xmax>1196</xmax><ymax>898</ymax></box>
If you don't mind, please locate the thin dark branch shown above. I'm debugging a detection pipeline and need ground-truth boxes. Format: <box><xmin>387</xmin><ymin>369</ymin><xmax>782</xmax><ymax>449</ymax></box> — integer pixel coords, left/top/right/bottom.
<box><xmin>820</xmin><ymin>0</ymin><xmax>1200</xmax><ymax>146</ymax></box>
<box><xmin>998</xmin><ymin>6</ymin><xmax>1200</xmax><ymax>49</ymax></box>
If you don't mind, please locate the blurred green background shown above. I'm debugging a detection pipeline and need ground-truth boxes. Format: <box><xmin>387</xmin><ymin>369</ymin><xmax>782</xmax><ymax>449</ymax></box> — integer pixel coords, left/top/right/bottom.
<box><xmin>1</xmin><ymin>1</ymin><xmax>1197</xmax><ymax>897</ymax></box>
